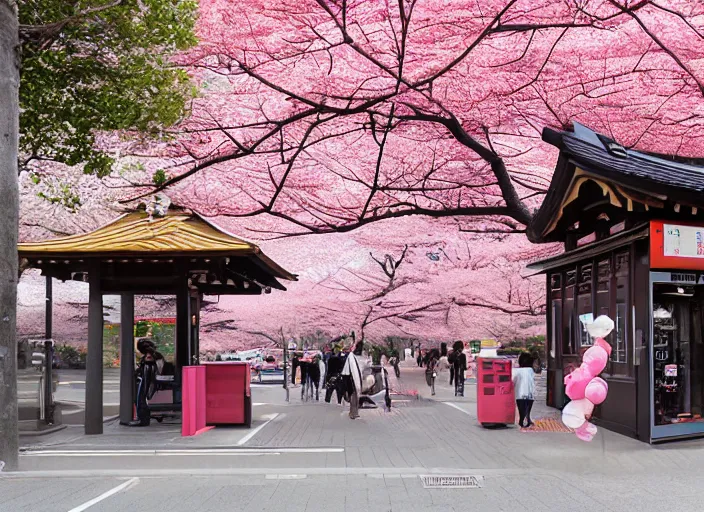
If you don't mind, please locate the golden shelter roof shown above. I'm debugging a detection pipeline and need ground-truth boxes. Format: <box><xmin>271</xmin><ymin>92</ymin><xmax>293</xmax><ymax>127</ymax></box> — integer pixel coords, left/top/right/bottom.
<box><xmin>18</xmin><ymin>211</ymin><xmax>296</xmax><ymax>282</ymax></box>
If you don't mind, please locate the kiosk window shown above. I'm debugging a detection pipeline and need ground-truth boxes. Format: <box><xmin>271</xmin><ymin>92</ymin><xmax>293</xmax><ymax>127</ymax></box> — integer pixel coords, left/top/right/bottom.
<box><xmin>613</xmin><ymin>251</ymin><xmax>629</xmax><ymax>365</ymax></box>
<box><xmin>550</xmin><ymin>273</ymin><xmax>562</xmax><ymax>360</ymax></box>
<box><xmin>564</xmin><ymin>270</ymin><xmax>576</xmax><ymax>355</ymax></box>
<box><xmin>652</xmin><ymin>283</ymin><xmax>704</xmax><ymax>427</ymax></box>
<box><xmin>578</xmin><ymin>264</ymin><xmax>593</xmax><ymax>347</ymax></box>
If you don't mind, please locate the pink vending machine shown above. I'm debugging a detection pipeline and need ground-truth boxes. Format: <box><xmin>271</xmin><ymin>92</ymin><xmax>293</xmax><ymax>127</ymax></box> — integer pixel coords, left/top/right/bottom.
<box><xmin>476</xmin><ymin>357</ymin><xmax>515</xmax><ymax>427</ymax></box>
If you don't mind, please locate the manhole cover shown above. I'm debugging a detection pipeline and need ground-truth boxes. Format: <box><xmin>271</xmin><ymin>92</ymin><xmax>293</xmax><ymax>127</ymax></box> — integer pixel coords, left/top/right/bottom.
<box><xmin>419</xmin><ymin>475</ymin><xmax>484</xmax><ymax>489</ymax></box>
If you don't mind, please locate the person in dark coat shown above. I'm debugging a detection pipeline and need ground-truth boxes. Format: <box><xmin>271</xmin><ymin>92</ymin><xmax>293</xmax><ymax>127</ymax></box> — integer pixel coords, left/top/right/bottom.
<box><xmin>324</xmin><ymin>345</ymin><xmax>345</xmax><ymax>404</ymax></box>
<box><xmin>307</xmin><ymin>354</ymin><xmax>322</xmax><ymax>401</ymax></box>
<box><xmin>291</xmin><ymin>352</ymin><xmax>300</xmax><ymax>385</ymax></box>
<box><xmin>300</xmin><ymin>359</ymin><xmax>311</xmax><ymax>400</ymax></box>
<box><xmin>451</xmin><ymin>341</ymin><xmax>467</xmax><ymax>397</ymax></box>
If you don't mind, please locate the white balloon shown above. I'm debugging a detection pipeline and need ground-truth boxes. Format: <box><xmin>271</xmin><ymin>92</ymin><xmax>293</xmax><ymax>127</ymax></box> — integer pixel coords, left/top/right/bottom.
<box><xmin>585</xmin><ymin>315</ymin><xmax>615</xmax><ymax>338</ymax></box>
<box><xmin>562</xmin><ymin>399</ymin><xmax>594</xmax><ymax>429</ymax></box>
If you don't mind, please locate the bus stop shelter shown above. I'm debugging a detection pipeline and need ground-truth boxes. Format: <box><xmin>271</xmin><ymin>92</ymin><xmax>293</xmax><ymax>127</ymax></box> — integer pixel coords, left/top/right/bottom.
<box><xmin>18</xmin><ymin>209</ymin><xmax>296</xmax><ymax>435</ymax></box>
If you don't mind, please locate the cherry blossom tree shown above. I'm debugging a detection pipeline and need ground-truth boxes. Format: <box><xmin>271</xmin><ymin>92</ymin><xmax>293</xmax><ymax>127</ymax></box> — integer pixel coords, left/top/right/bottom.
<box><xmin>15</xmin><ymin>0</ymin><xmax>704</xmax><ymax>365</ymax></box>
<box><xmin>313</xmin><ymin>235</ymin><xmax>546</xmax><ymax>342</ymax></box>
<box><xmin>125</xmin><ymin>0</ymin><xmax>703</xmax><ymax>239</ymax></box>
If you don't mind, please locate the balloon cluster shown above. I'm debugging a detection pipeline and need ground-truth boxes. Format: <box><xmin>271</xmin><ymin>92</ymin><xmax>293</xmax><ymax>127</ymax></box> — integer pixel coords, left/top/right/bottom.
<box><xmin>561</xmin><ymin>315</ymin><xmax>614</xmax><ymax>442</ymax></box>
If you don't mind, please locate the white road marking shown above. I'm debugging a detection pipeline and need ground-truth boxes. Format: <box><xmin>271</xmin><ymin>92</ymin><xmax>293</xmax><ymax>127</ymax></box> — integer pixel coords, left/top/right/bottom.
<box><xmin>265</xmin><ymin>474</ymin><xmax>307</xmax><ymax>480</ymax></box>
<box><xmin>67</xmin><ymin>477</ymin><xmax>139</xmax><ymax>512</ymax></box>
<box><xmin>443</xmin><ymin>402</ymin><xmax>472</xmax><ymax>415</ymax></box>
<box><xmin>237</xmin><ymin>413</ymin><xmax>280</xmax><ymax>446</ymax></box>
<box><xmin>21</xmin><ymin>447</ymin><xmax>342</xmax><ymax>457</ymax></box>
<box><xmin>25</xmin><ymin>451</ymin><xmax>280</xmax><ymax>457</ymax></box>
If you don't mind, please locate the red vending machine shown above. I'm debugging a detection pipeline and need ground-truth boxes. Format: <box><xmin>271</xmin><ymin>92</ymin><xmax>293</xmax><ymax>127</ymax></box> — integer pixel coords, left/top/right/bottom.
<box><xmin>476</xmin><ymin>357</ymin><xmax>515</xmax><ymax>427</ymax></box>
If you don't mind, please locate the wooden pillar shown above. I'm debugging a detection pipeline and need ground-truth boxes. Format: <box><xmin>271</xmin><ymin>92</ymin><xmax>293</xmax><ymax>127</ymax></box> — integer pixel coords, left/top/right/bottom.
<box><xmin>85</xmin><ymin>264</ymin><xmax>104</xmax><ymax>435</ymax></box>
<box><xmin>44</xmin><ymin>276</ymin><xmax>54</xmax><ymax>424</ymax></box>
<box><xmin>176</xmin><ymin>279</ymin><xmax>191</xmax><ymax>371</ymax></box>
<box><xmin>190</xmin><ymin>293</ymin><xmax>201</xmax><ymax>364</ymax></box>
<box><xmin>119</xmin><ymin>293</ymin><xmax>135</xmax><ymax>425</ymax></box>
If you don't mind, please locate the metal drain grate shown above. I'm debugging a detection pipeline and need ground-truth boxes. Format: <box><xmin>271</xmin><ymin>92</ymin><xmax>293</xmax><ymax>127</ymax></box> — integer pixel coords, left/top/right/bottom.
<box><xmin>420</xmin><ymin>475</ymin><xmax>484</xmax><ymax>489</ymax></box>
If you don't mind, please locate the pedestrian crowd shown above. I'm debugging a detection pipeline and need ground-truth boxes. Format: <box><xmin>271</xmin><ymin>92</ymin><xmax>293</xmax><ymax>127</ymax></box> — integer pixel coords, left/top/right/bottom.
<box><xmin>289</xmin><ymin>333</ymin><xmax>389</xmax><ymax>420</ymax></box>
<box><xmin>416</xmin><ymin>341</ymin><xmax>471</xmax><ymax>397</ymax></box>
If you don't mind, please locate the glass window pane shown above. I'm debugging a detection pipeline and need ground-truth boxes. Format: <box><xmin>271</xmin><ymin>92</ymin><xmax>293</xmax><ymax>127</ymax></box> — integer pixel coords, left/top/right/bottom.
<box><xmin>615</xmin><ymin>251</ymin><xmax>629</xmax><ymax>277</ymax></box>
<box><xmin>578</xmin><ymin>264</ymin><xmax>593</xmax><ymax>347</ymax></box>
<box><xmin>564</xmin><ymin>271</ymin><xmax>575</xmax><ymax>355</ymax></box>
<box><xmin>613</xmin><ymin>302</ymin><xmax>627</xmax><ymax>363</ymax></box>
<box><xmin>551</xmin><ymin>273</ymin><xmax>562</xmax><ymax>299</ymax></box>
<box><xmin>551</xmin><ymin>299</ymin><xmax>561</xmax><ymax>360</ymax></box>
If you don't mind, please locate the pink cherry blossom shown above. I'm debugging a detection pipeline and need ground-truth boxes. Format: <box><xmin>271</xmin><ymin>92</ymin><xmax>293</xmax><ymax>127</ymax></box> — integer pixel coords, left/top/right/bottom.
<box><xmin>18</xmin><ymin>1</ymin><xmax>704</xmax><ymax>351</ymax></box>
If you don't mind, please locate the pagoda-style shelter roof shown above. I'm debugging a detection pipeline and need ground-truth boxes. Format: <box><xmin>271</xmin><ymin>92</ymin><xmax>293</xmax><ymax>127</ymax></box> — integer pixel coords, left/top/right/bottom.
<box><xmin>19</xmin><ymin>209</ymin><xmax>296</xmax><ymax>435</ymax></box>
<box><xmin>527</xmin><ymin>122</ymin><xmax>704</xmax><ymax>245</ymax></box>
<box><xmin>19</xmin><ymin>211</ymin><xmax>296</xmax><ymax>294</ymax></box>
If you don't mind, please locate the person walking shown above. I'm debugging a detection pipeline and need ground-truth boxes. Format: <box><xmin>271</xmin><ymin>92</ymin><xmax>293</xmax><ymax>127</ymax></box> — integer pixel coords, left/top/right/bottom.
<box><xmin>324</xmin><ymin>345</ymin><xmax>345</xmax><ymax>404</ymax></box>
<box><xmin>416</xmin><ymin>350</ymin><xmax>423</xmax><ymax>368</ymax></box>
<box><xmin>451</xmin><ymin>341</ymin><xmax>467</xmax><ymax>397</ymax></box>
<box><xmin>317</xmin><ymin>352</ymin><xmax>326</xmax><ymax>394</ymax></box>
<box><xmin>342</xmin><ymin>341</ymin><xmax>363</xmax><ymax>419</ymax></box>
<box><xmin>514</xmin><ymin>352</ymin><xmax>536</xmax><ymax>428</ymax></box>
<box><xmin>299</xmin><ymin>359</ymin><xmax>310</xmax><ymax>401</ymax></box>
<box><xmin>437</xmin><ymin>352</ymin><xmax>449</xmax><ymax>376</ymax></box>
<box><xmin>389</xmin><ymin>350</ymin><xmax>401</xmax><ymax>378</ymax></box>
<box><xmin>425</xmin><ymin>349</ymin><xmax>440</xmax><ymax>396</ymax></box>
<box><xmin>291</xmin><ymin>352</ymin><xmax>300</xmax><ymax>386</ymax></box>
<box><xmin>307</xmin><ymin>354</ymin><xmax>322</xmax><ymax>401</ymax></box>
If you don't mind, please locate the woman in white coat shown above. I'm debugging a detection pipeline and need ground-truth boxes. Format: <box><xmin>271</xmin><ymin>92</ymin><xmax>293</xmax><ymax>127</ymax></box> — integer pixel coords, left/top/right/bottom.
<box><xmin>342</xmin><ymin>341</ymin><xmax>363</xmax><ymax>419</ymax></box>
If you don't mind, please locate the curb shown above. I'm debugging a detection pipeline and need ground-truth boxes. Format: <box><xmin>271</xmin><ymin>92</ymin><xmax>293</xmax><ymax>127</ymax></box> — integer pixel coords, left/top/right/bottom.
<box><xmin>18</xmin><ymin>424</ymin><xmax>67</xmax><ymax>438</ymax></box>
<box><xmin>0</xmin><ymin>466</ymin><xmax>531</xmax><ymax>479</ymax></box>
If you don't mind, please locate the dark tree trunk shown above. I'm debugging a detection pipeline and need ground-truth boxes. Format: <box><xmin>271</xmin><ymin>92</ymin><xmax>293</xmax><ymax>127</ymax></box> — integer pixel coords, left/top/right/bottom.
<box><xmin>0</xmin><ymin>0</ymin><xmax>19</xmax><ymax>470</ymax></box>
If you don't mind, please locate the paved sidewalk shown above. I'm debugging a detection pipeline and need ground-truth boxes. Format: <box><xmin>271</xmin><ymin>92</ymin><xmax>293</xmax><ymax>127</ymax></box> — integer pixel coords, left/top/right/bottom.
<box><xmin>11</xmin><ymin>365</ymin><xmax>704</xmax><ymax>511</ymax></box>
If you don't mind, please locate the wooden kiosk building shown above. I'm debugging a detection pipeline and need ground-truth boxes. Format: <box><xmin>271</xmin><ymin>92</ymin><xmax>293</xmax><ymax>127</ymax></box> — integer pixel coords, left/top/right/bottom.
<box><xmin>18</xmin><ymin>209</ymin><xmax>296</xmax><ymax>435</ymax></box>
<box><xmin>527</xmin><ymin>123</ymin><xmax>704</xmax><ymax>442</ymax></box>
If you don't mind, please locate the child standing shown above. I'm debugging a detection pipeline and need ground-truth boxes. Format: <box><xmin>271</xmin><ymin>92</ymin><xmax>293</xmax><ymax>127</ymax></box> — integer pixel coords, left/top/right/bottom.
<box><xmin>513</xmin><ymin>352</ymin><xmax>536</xmax><ymax>428</ymax></box>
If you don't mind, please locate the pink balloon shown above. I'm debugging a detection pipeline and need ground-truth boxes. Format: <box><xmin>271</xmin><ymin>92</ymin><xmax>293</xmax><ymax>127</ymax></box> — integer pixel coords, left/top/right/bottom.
<box><xmin>594</xmin><ymin>338</ymin><xmax>612</xmax><ymax>357</ymax></box>
<box><xmin>575</xmin><ymin>421</ymin><xmax>598</xmax><ymax>442</ymax></box>
<box><xmin>564</xmin><ymin>366</ymin><xmax>591</xmax><ymax>400</ymax></box>
<box><xmin>582</xmin><ymin>346</ymin><xmax>608</xmax><ymax>376</ymax></box>
<box><xmin>585</xmin><ymin>377</ymin><xmax>608</xmax><ymax>405</ymax></box>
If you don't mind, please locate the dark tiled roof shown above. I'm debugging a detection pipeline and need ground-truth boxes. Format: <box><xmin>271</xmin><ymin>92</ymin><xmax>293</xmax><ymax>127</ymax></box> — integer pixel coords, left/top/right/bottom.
<box><xmin>528</xmin><ymin>122</ymin><xmax>704</xmax><ymax>243</ymax></box>
<box><xmin>557</xmin><ymin>123</ymin><xmax>704</xmax><ymax>193</ymax></box>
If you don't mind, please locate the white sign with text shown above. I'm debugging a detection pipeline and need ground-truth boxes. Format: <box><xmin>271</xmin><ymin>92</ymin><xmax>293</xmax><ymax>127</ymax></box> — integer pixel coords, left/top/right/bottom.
<box><xmin>664</xmin><ymin>224</ymin><xmax>704</xmax><ymax>258</ymax></box>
